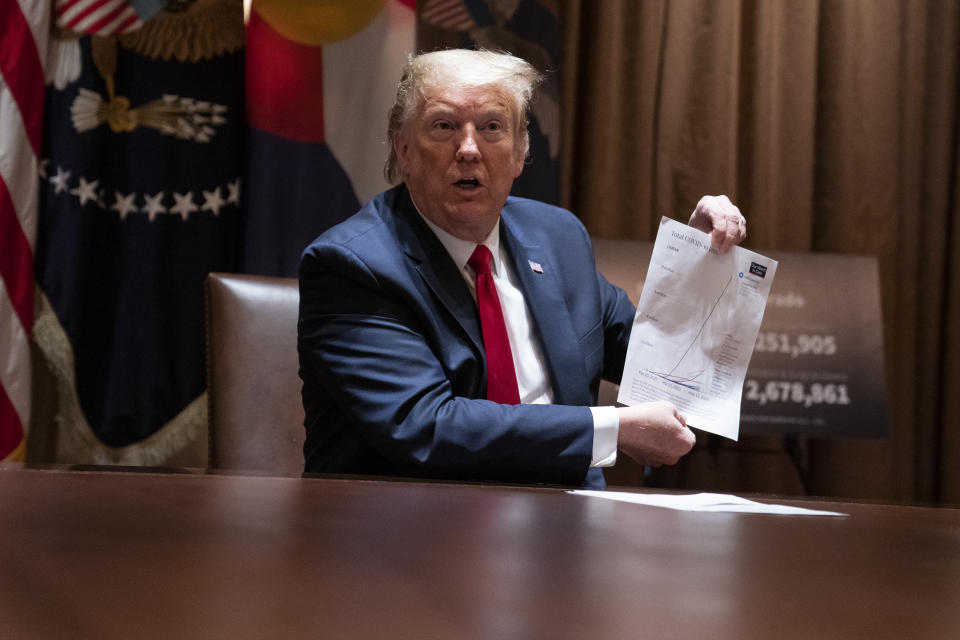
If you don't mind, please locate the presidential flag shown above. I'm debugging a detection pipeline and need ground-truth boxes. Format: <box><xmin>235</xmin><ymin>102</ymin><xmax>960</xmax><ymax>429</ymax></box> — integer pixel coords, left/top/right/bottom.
<box><xmin>243</xmin><ymin>0</ymin><xmax>417</xmax><ymax>276</ymax></box>
<box><xmin>0</xmin><ymin>0</ymin><xmax>50</xmax><ymax>461</ymax></box>
<box><xmin>33</xmin><ymin>0</ymin><xmax>245</xmax><ymax>463</ymax></box>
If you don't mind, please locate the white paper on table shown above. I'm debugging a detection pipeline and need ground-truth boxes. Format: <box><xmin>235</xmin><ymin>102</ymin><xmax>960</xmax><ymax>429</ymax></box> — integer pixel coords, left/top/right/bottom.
<box><xmin>617</xmin><ymin>217</ymin><xmax>778</xmax><ymax>440</ymax></box>
<box><xmin>569</xmin><ymin>490</ymin><xmax>848</xmax><ymax>516</ymax></box>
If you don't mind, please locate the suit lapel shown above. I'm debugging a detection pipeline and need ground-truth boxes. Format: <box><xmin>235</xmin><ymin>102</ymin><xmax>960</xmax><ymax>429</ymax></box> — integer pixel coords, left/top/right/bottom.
<box><xmin>500</xmin><ymin>210</ymin><xmax>590</xmax><ymax>406</ymax></box>
<box><xmin>391</xmin><ymin>189</ymin><xmax>485</xmax><ymax>356</ymax></box>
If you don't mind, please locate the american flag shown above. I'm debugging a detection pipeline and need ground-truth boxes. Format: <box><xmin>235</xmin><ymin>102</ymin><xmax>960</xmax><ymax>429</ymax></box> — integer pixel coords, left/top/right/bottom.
<box><xmin>0</xmin><ymin>0</ymin><xmax>50</xmax><ymax>460</ymax></box>
<box><xmin>56</xmin><ymin>0</ymin><xmax>140</xmax><ymax>35</ymax></box>
<box><xmin>420</xmin><ymin>0</ymin><xmax>476</xmax><ymax>31</ymax></box>
<box><xmin>54</xmin><ymin>0</ymin><xmax>168</xmax><ymax>37</ymax></box>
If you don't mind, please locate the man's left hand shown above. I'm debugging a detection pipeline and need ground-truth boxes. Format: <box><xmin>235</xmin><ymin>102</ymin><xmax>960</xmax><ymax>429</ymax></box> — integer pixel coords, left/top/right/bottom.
<box><xmin>687</xmin><ymin>195</ymin><xmax>746</xmax><ymax>254</ymax></box>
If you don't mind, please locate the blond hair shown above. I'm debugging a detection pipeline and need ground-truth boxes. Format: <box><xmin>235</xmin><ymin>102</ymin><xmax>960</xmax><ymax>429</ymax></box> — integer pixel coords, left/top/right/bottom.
<box><xmin>384</xmin><ymin>49</ymin><xmax>542</xmax><ymax>184</ymax></box>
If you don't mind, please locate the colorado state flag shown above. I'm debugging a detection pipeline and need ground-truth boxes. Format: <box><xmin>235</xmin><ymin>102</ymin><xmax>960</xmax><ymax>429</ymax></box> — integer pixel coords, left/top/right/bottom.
<box><xmin>244</xmin><ymin>0</ymin><xmax>417</xmax><ymax>276</ymax></box>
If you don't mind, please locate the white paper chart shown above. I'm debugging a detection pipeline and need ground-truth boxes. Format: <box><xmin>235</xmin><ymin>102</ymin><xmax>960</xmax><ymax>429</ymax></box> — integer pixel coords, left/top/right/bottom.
<box><xmin>618</xmin><ymin>217</ymin><xmax>777</xmax><ymax>440</ymax></box>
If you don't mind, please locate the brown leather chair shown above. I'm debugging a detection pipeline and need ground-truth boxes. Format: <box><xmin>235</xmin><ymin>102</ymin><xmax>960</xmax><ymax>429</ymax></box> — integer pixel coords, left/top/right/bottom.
<box><xmin>591</xmin><ymin>237</ymin><xmax>654</xmax><ymax>308</ymax></box>
<box><xmin>205</xmin><ymin>272</ymin><xmax>305</xmax><ymax>474</ymax></box>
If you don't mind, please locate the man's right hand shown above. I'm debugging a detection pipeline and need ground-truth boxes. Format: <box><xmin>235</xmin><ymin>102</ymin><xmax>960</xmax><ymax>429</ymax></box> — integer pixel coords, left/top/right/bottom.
<box><xmin>616</xmin><ymin>401</ymin><xmax>695</xmax><ymax>466</ymax></box>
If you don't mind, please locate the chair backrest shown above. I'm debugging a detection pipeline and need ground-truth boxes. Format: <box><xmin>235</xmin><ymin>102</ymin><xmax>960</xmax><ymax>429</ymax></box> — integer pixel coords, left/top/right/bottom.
<box><xmin>591</xmin><ymin>237</ymin><xmax>653</xmax><ymax>306</ymax></box>
<box><xmin>205</xmin><ymin>272</ymin><xmax>304</xmax><ymax>474</ymax></box>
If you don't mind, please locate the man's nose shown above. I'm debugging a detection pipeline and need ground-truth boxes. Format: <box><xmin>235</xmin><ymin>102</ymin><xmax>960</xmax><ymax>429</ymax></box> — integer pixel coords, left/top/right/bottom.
<box><xmin>455</xmin><ymin>126</ymin><xmax>480</xmax><ymax>161</ymax></box>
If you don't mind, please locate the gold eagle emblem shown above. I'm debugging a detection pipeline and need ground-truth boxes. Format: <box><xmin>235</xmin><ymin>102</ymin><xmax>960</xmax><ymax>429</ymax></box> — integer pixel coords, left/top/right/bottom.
<box><xmin>68</xmin><ymin>0</ymin><xmax>243</xmax><ymax>141</ymax></box>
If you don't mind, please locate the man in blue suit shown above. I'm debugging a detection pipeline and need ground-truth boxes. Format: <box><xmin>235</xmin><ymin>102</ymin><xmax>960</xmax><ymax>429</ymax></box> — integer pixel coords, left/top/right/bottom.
<box><xmin>298</xmin><ymin>49</ymin><xmax>747</xmax><ymax>488</ymax></box>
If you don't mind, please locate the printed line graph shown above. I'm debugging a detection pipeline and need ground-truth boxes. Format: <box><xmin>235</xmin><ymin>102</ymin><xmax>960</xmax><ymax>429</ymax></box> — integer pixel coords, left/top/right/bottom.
<box><xmin>648</xmin><ymin>368</ymin><xmax>706</xmax><ymax>390</ymax></box>
<box><xmin>648</xmin><ymin>275</ymin><xmax>733</xmax><ymax>392</ymax></box>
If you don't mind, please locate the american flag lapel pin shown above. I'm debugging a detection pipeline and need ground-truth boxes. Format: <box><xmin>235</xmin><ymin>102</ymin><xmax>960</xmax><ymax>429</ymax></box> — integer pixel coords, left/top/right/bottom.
<box><xmin>528</xmin><ymin>260</ymin><xmax>543</xmax><ymax>274</ymax></box>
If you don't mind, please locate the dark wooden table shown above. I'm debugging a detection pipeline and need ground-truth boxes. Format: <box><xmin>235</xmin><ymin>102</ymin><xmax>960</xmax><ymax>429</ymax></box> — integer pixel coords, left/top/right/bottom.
<box><xmin>2</xmin><ymin>467</ymin><xmax>958</xmax><ymax>639</ymax></box>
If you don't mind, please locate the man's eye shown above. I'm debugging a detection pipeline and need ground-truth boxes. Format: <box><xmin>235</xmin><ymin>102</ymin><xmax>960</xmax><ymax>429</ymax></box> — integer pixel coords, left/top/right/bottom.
<box><xmin>484</xmin><ymin>122</ymin><xmax>502</xmax><ymax>131</ymax></box>
<box><xmin>434</xmin><ymin>122</ymin><xmax>453</xmax><ymax>130</ymax></box>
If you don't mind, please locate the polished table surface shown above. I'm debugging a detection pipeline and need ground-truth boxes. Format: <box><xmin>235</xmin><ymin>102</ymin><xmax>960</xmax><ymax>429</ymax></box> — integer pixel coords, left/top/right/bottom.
<box><xmin>2</xmin><ymin>466</ymin><xmax>959</xmax><ymax>639</ymax></box>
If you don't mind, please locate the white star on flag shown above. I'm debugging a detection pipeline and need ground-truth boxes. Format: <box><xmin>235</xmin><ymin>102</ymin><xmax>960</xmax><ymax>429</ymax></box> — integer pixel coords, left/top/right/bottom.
<box><xmin>71</xmin><ymin>176</ymin><xmax>99</xmax><ymax>206</ymax></box>
<box><xmin>142</xmin><ymin>192</ymin><xmax>166</xmax><ymax>221</ymax></box>
<box><xmin>170</xmin><ymin>191</ymin><xmax>198</xmax><ymax>220</ymax></box>
<box><xmin>111</xmin><ymin>191</ymin><xmax>138</xmax><ymax>219</ymax></box>
<box><xmin>201</xmin><ymin>187</ymin><xmax>226</xmax><ymax>215</ymax></box>
<box><xmin>49</xmin><ymin>166</ymin><xmax>71</xmax><ymax>194</ymax></box>
<box><xmin>226</xmin><ymin>178</ymin><xmax>240</xmax><ymax>205</ymax></box>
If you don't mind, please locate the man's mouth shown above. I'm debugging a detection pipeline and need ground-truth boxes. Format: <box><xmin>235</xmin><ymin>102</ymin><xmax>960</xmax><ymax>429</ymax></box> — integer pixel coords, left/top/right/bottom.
<box><xmin>454</xmin><ymin>178</ymin><xmax>481</xmax><ymax>190</ymax></box>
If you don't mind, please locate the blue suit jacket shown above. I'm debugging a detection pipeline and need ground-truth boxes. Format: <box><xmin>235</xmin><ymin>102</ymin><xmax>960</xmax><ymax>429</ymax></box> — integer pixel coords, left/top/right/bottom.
<box><xmin>298</xmin><ymin>185</ymin><xmax>636</xmax><ymax>487</ymax></box>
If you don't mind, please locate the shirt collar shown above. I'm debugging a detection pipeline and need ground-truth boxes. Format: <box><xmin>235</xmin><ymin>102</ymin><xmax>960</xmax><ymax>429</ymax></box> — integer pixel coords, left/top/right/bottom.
<box><xmin>413</xmin><ymin>203</ymin><xmax>503</xmax><ymax>275</ymax></box>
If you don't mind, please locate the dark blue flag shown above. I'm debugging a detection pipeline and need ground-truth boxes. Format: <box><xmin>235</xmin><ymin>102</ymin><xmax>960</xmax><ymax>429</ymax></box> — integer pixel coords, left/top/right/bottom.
<box><xmin>34</xmin><ymin>9</ymin><xmax>244</xmax><ymax>460</ymax></box>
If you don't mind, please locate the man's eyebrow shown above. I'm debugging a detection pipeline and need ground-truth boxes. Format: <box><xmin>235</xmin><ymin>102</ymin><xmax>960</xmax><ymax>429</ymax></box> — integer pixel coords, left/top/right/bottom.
<box><xmin>418</xmin><ymin>103</ymin><xmax>515</xmax><ymax>126</ymax></box>
<box><xmin>478</xmin><ymin>107</ymin><xmax>511</xmax><ymax>119</ymax></box>
<box><xmin>421</xmin><ymin>106</ymin><xmax>459</xmax><ymax>122</ymax></box>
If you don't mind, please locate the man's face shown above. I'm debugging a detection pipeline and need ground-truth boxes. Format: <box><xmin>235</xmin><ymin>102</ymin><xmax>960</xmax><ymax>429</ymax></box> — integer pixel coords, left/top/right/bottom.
<box><xmin>394</xmin><ymin>83</ymin><xmax>526</xmax><ymax>243</ymax></box>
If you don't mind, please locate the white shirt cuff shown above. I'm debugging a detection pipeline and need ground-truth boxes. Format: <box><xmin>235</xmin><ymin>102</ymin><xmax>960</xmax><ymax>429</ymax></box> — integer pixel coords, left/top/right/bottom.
<box><xmin>589</xmin><ymin>405</ymin><xmax>619</xmax><ymax>467</ymax></box>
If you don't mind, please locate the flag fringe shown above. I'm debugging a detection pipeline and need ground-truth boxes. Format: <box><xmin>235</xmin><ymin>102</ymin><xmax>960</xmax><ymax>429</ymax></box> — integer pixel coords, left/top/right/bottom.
<box><xmin>30</xmin><ymin>287</ymin><xmax>207</xmax><ymax>467</ymax></box>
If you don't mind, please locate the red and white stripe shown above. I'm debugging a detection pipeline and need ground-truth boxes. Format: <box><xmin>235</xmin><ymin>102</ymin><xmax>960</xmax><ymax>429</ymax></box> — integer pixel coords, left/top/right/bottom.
<box><xmin>56</xmin><ymin>0</ymin><xmax>142</xmax><ymax>36</ymax></box>
<box><xmin>0</xmin><ymin>0</ymin><xmax>49</xmax><ymax>460</ymax></box>
<box><xmin>420</xmin><ymin>0</ymin><xmax>475</xmax><ymax>31</ymax></box>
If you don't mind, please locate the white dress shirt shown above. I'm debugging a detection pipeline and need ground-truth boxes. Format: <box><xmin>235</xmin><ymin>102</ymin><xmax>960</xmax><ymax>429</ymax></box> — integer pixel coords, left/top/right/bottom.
<box><xmin>417</xmin><ymin>213</ymin><xmax>618</xmax><ymax>467</ymax></box>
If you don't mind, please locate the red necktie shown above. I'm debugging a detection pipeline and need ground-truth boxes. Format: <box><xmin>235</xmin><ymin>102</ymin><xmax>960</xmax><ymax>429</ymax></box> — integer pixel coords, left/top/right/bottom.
<box><xmin>468</xmin><ymin>245</ymin><xmax>521</xmax><ymax>404</ymax></box>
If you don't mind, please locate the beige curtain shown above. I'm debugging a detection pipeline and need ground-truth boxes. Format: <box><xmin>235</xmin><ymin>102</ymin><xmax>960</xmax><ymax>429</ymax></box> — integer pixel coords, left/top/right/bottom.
<box><xmin>562</xmin><ymin>0</ymin><xmax>960</xmax><ymax>504</ymax></box>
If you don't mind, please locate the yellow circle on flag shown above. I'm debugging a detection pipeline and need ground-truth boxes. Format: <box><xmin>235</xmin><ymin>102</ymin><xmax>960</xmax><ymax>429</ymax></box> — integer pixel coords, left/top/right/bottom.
<box><xmin>254</xmin><ymin>0</ymin><xmax>386</xmax><ymax>45</ymax></box>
